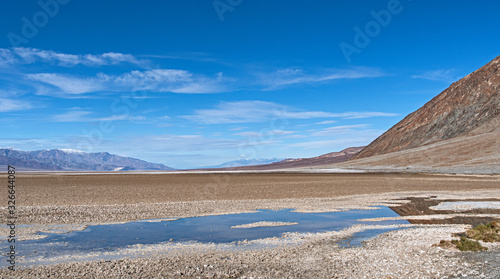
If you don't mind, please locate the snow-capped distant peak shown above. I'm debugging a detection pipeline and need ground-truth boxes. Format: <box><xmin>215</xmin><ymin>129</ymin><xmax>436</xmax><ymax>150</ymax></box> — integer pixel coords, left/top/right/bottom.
<box><xmin>59</xmin><ymin>149</ymin><xmax>86</xmax><ymax>154</ymax></box>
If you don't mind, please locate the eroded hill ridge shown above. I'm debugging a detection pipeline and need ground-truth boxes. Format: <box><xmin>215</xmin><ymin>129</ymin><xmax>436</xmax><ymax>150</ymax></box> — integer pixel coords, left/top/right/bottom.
<box><xmin>354</xmin><ymin>55</ymin><xmax>500</xmax><ymax>159</ymax></box>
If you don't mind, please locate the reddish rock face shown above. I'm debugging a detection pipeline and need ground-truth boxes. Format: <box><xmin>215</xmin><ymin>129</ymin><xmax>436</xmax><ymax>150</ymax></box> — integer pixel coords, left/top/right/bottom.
<box><xmin>354</xmin><ymin>55</ymin><xmax>500</xmax><ymax>160</ymax></box>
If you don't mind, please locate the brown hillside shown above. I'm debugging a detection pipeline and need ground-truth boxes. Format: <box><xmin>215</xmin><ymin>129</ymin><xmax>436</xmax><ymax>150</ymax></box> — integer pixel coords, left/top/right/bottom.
<box><xmin>334</xmin><ymin>130</ymin><xmax>500</xmax><ymax>173</ymax></box>
<box><xmin>354</xmin><ymin>55</ymin><xmax>500</xmax><ymax>160</ymax></box>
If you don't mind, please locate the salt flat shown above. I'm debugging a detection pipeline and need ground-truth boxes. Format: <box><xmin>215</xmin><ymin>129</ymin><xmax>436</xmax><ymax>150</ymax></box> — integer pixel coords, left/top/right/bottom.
<box><xmin>0</xmin><ymin>172</ymin><xmax>499</xmax><ymax>278</ymax></box>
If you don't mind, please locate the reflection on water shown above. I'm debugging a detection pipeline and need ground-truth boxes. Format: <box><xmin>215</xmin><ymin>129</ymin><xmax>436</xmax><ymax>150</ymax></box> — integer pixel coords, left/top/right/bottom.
<box><xmin>4</xmin><ymin>207</ymin><xmax>409</xmax><ymax>267</ymax></box>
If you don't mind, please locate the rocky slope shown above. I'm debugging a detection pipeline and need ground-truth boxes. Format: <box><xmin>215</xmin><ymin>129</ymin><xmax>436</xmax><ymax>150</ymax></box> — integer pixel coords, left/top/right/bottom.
<box><xmin>0</xmin><ymin>154</ymin><xmax>63</xmax><ymax>170</ymax></box>
<box><xmin>334</xmin><ymin>129</ymin><xmax>500</xmax><ymax>173</ymax></box>
<box><xmin>0</xmin><ymin>148</ymin><xmax>174</xmax><ymax>171</ymax></box>
<box><xmin>354</xmin><ymin>55</ymin><xmax>500</xmax><ymax>160</ymax></box>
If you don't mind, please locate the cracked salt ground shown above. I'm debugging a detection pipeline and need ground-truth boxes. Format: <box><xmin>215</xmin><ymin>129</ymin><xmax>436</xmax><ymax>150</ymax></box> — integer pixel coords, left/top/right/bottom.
<box><xmin>3</xmin><ymin>207</ymin><xmax>409</xmax><ymax>267</ymax></box>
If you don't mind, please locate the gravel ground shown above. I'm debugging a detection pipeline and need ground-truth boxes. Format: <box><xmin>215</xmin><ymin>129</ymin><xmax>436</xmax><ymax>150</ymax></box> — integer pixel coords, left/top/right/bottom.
<box><xmin>0</xmin><ymin>172</ymin><xmax>498</xmax><ymax>278</ymax></box>
<box><xmin>3</xmin><ymin>173</ymin><xmax>499</xmax><ymax>207</ymax></box>
<box><xmin>458</xmin><ymin>246</ymin><xmax>500</xmax><ymax>278</ymax></box>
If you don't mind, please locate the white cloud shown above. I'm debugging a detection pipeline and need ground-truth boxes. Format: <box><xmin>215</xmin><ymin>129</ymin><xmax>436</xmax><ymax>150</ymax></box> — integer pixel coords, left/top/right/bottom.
<box><xmin>131</xmin><ymin>134</ymin><xmax>280</xmax><ymax>155</ymax></box>
<box><xmin>270</xmin><ymin>130</ymin><xmax>296</xmax><ymax>136</ymax></box>
<box><xmin>229</xmin><ymin>127</ymin><xmax>247</xmax><ymax>131</ymax></box>
<box><xmin>51</xmin><ymin>110</ymin><xmax>93</xmax><ymax>122</ymax></box>
<box><xmin>0</xmin><ymin>138</ymin><xmax>64</xmax><ymax>151</ymax></box>
<box><xmin>0</xmin><ymin>47</ymin><xmax>144</xmax><ymax>67</ymax></box>
<box><xmin>182</xmin><ymin>101</ymin><xmax>397</xmax><ymax>124</ymax></box>
<box><xmin>258</xmin><ymin>66</ymin><xmax>385</xmax><ymax>90</ymax></box>
<box><xmin>147</xmin><ymin>135</ymin><xmax>241</xmax><ymax>151</ymax></box>
<box><xmin>315</xmin><ymin>120</ymin><xmax>337</xmax><ymax>125</ymax></box>
<box><xmin>106</xmin><ymin>69</ymin><xmax>227</xmax><ymax>93</ymax></box>
<box><xmin>109</xmin><ymin>69</ymin><xmax>192</xmax><ymax>89</ymax></box>
<box><xmin>288</xmin><ymin>138</ymin><xmax>372</xmax><ymax>149</ymax></box>
<box><xmin>281</xmin><ymin>111</ymin><xmax>339</xmax><ymax>119</ymax></box>
<box><xmin>289</xmin><ymin>129</ymin><xmax>382</xmax><ymax>149</ymax></box>
<box><xmin>412</xmin><ymin>69</ymin><xmax>458</xmax><ymax>83</ymax></box>
<box><xmin>0</xmin><ymin>49</ymin><xmax>17</xmax><ymax>67</ymax></box>
<box><xmin>283</xmin><ymin>134</ymin><xmax>307</xmax><ymax>139</ymax></box>
<box><xmin>182</xmin><ymin>101</ymin><xmax>284</xmax><ymax>124</ymax></box>
<box><xmin>233</xmin><ymin>131</ymin><xmax>262</xmax><ymax>138</ymax></box>
<box><xmin>234</xmin><ymin>130</ymin><xmax>296</xmax><ymax>138</ymax></box>
<box><xmin>311</xmin><ymin>124</ymin><xmax>370</xmax><ymax>136</ymax></box>
<box><xmin>326</xmin><ymin>112</ymin><xmax>399</xmax><ymax>119</ymax></box>
<box><xmin>141</xmin><ymin>52</ymin><xmax>222</xmax><ymax>64</ymax></box>
<box><xmin>0</xmin><ymin>98</ymin><xmax>32</xmax><ymax>112</ymax></box>
<box><xmin>97</xmin><ymin>115</ymin><xmax>146</xmax><ymax>121</ymax></box>
<box><xmin>51</xmin><ymin>109</ymin><xmax>146</xmax><ymax>122</ymax></box>
<box><xmin>27</xmin><ymin>69</ymin><xmax>230</xmax><ymax>95</ymax></box>
<box><xmin>28</xmin><ymin>73</ymin><xmax>105</xmax><ymax>95</ymax></box>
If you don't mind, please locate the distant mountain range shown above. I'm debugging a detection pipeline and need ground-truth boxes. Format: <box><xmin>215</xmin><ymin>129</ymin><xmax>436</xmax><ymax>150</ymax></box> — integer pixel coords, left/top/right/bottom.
<box><xmin>0</xmin><ymin>148</ymin><xmax>174</xmax><ymax>171</ymax></box>
<box><xmin>209</xmin><ymin>158</ymin><xmax>284</xmax><ymax>168</ymax></box>
<box><xmin>206</xmin><ymin>147</ymin><xmax>364</xmax><ymax>170</ymax></box>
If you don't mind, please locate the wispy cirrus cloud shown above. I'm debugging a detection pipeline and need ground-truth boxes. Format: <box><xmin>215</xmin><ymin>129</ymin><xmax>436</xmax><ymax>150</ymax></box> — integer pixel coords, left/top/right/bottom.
<box><xmin>146</xmin><ymin>134</ymin><xmax>277</xmax><ymax>152</ymax></box>
<box><xmin>140</xmin><ymin>51</ymin><xmax>224</xmax><ymax>64</ymax></box>
<box><xmin>311</xmin><ymin>124</ymin><xmax>370</xmax><ymax>136</ymax></box>
<box><xmin>182</xmin><ymin>101</ymin><xmax>322</xmax><ymax>124</ymax></box>
<box><xmin>288</xmin><ymin>137</ymin><xmax>375</xmax><ymax>149</ymax></box>
<box><xmin>0</xmin><ymin>137</ymin><xmax>66</xmax><ymax>151</ymax></box>
<box><xmin>288</xmin><ymin>128</ymin><xmax>382</xmax><ymax>149</ymax></box>
<box><xmin>27</xmin><ymin>69</ymin><xmax>231</xmax><ymax>96</ymax></box>
<box><xmin>257</xmin><ymin>66</ymin><xmax>385</xmax><ymax>90</ymax></box>
<box><xmin>50</xmin><ymin>109</ymin><xmax>146</xmax><ymax>123</ymax></box>
<box><xmin>326</xmin><ymin>112</ymin><xmax>398</xmax><ymax>119</ymax></box>
<box><xmin>234</xmin><ymin>130</ymin><xmax>297</xmax><ymax>138</ymax></box>
<box><xmin>181</xmin><ymin>101</ymin><xmax>397</xmax><ymax>124</ymax></box>
<box><xmin>0</xmin><ymin>47</ymin><xmax>145</xmax><ymax>67</ymax></box>
<box><xmin>411</xmin><ymin>69</ymin><xmax>459</xmax><ymax>83</ymax></box>
<box><xmin>0</xmin><ymin>98</ymin><xmax>32</xmax><ymax>112</ymax></box>
<box><xmin>315</xmin><ymin>120</ymin><xmax>337</xmax><ymax>125</ymax></box>
<box><xmin>268</xmin><ymin>130</ymin><xmax>297</xmax><ymax>136</ymax></box>
<box><xmin>51</xmin><ymin>110</ymin><xmax>93</xmax><ymax>122</ymax></box>
<box><xmin>28</xmin><ymin>74</ymin><xmax>105</xmax><ymax>95</ymax></box>
<box><xmin>229</xmin><ymin>127</ymin><xmax>247</xmax><ymax>131</ymax></box>
<box><xmin>1</xmin><ymin>48</ymin><xmax>390</xmax><ymax>96</ymax></box>
<box><xmin>98</xmin><ymin>115</ymin><xmax>146</xmax><ymax>121</ymax></box>
<box><xmin>0</xmin><ymin>49</ymin><xmax>17</xmax><ymax>66</ymax></box>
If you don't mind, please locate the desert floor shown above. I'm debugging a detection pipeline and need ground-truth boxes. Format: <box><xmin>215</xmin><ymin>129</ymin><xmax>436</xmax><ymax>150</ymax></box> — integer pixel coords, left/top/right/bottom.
<box><xmin>1</xmin><ymin>172</ymin><xmax>499</xmax><ymax>278</ymax></box>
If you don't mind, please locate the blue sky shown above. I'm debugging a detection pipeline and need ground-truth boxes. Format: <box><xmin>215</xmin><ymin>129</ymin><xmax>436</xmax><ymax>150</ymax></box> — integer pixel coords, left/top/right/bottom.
<box><xmin>1</xmin><ymin>0</ymin><xmax>499</xmax><ymax>169</ymax></box>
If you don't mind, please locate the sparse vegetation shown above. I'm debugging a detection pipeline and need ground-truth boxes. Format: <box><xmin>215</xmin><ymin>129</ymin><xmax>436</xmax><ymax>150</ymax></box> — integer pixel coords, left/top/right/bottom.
<box><xmin>451</xmin><ymin>236</ymin><xmax>488</xmax><ymax>252</ymax></box>
<box><xmin>436</xmin><ymin>221</ymin><xmax>499</xmax><ymax>251</ymax></box>
<box><xmin>465</xmin><ymin>221</ymin><xmax>500</xmax><ymax>242</ymax></box>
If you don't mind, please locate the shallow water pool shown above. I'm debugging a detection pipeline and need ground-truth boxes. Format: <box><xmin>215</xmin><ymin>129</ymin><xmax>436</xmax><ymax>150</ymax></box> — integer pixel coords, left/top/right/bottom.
<box><xmin>4</xmin><ymin>207</ymin><xmax>409</xmax><ymax>267</ymax></box>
